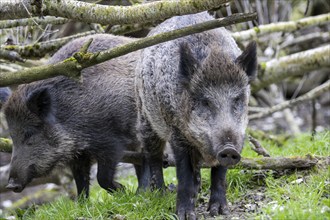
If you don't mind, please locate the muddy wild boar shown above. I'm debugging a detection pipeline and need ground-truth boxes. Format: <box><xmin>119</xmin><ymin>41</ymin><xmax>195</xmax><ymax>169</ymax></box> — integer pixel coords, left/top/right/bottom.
<box><xmin>135</xmin><ymin>12</ymin><xmax>257</xmax><ymax>219</ymax></box>
<box><xmin>4</xmin><ymin>34</ymin><xmax>149</xmax><ymax>198</ymax></box>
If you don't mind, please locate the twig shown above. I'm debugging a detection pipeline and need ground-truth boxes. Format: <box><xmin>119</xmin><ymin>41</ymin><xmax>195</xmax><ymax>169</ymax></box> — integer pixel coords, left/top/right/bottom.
<box><xmin>0</xmin><ymin>30</ymin><xmax>97</xmax><ymax>59</ymax></box>
<box><xmin>249</xmin><ymin>80</ymin><xmax>330</xmax><ymax>120</ymax></box>
<box><xmin>248</xmin><ymin>135</ymin><xmax>270</xmax><ymax>157</ymax></box>
<box><xmin>232</xmin><ymin>13</ymin><xmax>330</xmax><ymax>42</ymax></box>
<box><xmin>0</xmin><ymin>12</ymin><xmax>257</xmax><ymax>86</ymax></box>
<box><xmin>280</xmin><ymin>32</ymin><xmax>330</xmax><ymax>50</ymax></box>
<box><xmin>0</xmin><ymin>16</ymin><xmax>68</xmax><ymax>29</ymax></box>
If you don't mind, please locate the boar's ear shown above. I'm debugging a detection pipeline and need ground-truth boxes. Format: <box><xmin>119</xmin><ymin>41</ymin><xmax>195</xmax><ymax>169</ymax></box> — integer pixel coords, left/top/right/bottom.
<box><xmin>235</xmin><ymin>41</ymin><xmax>257</xmax><ymax>82</ymax></box>
<box><xmin>179</xmin><ymin>42</ymin><xmax>199</xmax><ymax>88</ymax></box>
<box><xmin>26</xmin><ymin>87</ymin><xmax>54</xmax><ymax>121</ymax></box>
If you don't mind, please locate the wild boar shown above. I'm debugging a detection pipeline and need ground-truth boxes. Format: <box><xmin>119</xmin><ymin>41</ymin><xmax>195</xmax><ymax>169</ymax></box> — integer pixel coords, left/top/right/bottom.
<box><xmin>135</xmin><ymin>12</ymin><xmax>257</xmax><ymax>219</ymax></box>
<box><xmin>5</xmin><ymin>34</ymin><xmax>149</xmax><ymax>198</ymax></box>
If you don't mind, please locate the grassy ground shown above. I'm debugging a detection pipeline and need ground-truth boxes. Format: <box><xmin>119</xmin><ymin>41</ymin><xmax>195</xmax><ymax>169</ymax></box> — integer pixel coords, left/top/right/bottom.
<box><xmin>3</xmin><ymin>131</ymin><xmax>329</xmax><ymax>220</ymax></box>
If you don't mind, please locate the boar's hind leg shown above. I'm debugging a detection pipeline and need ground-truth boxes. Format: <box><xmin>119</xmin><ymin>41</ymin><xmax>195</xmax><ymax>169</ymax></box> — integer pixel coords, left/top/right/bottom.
<box><xmin>97</xmin><ymin>159</ymin><xmax>123</xmax><ymax>193</ymax></box>
<box><xmin>70</xmin><ymin>153</ymin><xmax>92</xmax><ymax>198</ymax></box>
<box><xmin>208</xmin><ymin>166</ymin><xmax>229</xmax><ymax>216</ymax></box>
<box><xmin>138</xmin><ymin>114</ymin><xmax>165</xmax><ymax>190</ymax></box>
<box><xmin>171</xmin><ymin>136</ymin><xmax>198</xmax><ymax>220</ymax></box>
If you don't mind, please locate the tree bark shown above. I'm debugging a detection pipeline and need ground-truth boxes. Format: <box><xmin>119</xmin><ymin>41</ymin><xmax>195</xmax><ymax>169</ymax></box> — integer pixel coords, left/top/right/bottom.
<box><xmin>0</xmin><ymin>0</ymin><xmax>230</xmax><ymax>25</ymax></box>
<box><xmin>251</xmin><ymin>45</ymin><xmax>330</xmax><ymax>93</ymax></box>
<box><xmin>1</xmin><ymin>30</ymin><xmax>97</xmax><ymax>59</ymax></box>
<box><xmin>0</xmin><ymin>12</ymin><xmax>257</xmax><ymax>86</ymax></box>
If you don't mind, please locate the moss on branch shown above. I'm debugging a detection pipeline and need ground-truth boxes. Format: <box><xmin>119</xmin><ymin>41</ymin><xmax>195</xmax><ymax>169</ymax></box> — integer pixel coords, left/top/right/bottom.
<box><xmin>0</xmin><ymin>12</ymin><xmax>257</xmax><ymax>86</ymax></box>
<box><xmin>0</xmin><ymin>0</ymin><xmax>231</xmax><ymax>25</ymax></box>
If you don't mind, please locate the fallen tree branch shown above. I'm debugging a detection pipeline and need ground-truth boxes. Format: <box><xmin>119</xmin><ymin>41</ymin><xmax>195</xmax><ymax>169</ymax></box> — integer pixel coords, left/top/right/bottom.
<box><xmin>0</xmin><ymin>0</ymin><xmax>230</xmax><ymax>24</ymax></box>
<box><xmin>249</xmin><ymin>80</ymin><xmax>330</xmax><ymax>120</ymax></box>
<box><xmin>1</xmin><ymin>146</ymin><xmax>325</xmax><ymax>193</ymax></box>
<box><xmin>0</xmin><ymin>16</ymin><xmax>69</xmax><ymax>29</ymax></box>
<box><xmin>251</xmin><ymin>45</ymin><xmax>330</xmax><ymax>93</ymax></box>
<box><xmin>0</xmin><ymin>12</ymin><xmax>257</xmax><ymax>86</ymax></box>
<box><xmin>1</xmin><ymin>140</ymin><xmax>323</xmax><ymax>171</ymax></box>
<box><xmin>232</xmin><ymin>13</ymin><xmax>330</xmax><ymax>42</ymax></box>
<box><xmin>160</xmin><ymin>154</ymin><xmax>323</xmax><ymax>170</ymax></box>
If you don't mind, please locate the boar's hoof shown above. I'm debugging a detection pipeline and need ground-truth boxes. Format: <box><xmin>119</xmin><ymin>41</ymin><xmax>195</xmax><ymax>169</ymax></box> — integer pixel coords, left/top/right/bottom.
<box><xmin>6</xmin><ymin>179</ymin><xmax>24</xmax><ymax>193</ymax></box>
<box><xmin>177</xmin><ymin>209</ymin><xmax>196</xmax><ymax>220</ymax></box>
<box><xmin>217</xmin><ymin>147</ymin><xmax>241</xmax><ymax>166</ymax></box>
<box><xmin>209</xmin><ymin>203</ymin><xmax>230</xmax><ymax>216</ymax></box>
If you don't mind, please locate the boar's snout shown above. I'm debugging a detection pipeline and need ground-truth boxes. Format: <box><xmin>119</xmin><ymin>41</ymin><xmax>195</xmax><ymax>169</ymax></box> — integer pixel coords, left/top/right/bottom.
<box><xmin>6</xmin><ymin>178</ymin><xmax>24</xmax><ymax>193</ymax></box>
<box><xmin>217</xmin><ymin>146</ymin><xmax>241</xmax><ymax>166</ymax></box>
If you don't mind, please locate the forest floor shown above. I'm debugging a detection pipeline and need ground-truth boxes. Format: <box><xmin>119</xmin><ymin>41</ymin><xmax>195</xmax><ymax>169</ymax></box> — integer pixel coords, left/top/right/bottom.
<box><xmin>1</xmin><ymin>131</ymin><xmax>329</xmax><ymax>220</ymax></box>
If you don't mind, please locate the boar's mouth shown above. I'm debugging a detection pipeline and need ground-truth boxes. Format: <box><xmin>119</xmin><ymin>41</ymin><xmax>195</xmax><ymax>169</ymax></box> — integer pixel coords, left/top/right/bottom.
<box><xmin>217</xmin><ymin>145</ymin><xmax>241</xmax><ymax>166</ymax></box>
<box><xmin>6</xmin><ymin>164</ymin><xmax>37</xmax><ymax>193</ymax></box>
<box><xmin>6</xmin><ymin>178</ymin><xmax>26</xmax><ymax>193</ymax></box>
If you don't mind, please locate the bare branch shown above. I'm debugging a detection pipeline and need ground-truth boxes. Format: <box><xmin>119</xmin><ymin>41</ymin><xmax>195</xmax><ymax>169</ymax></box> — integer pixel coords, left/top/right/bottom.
<box><xmin>0</xmin><ymin>31</ymin><xmax>96</xmax><ymax>59</ymax></box>
<box><xmin>248</xmin><ymin>136</ymin><xmax>270</xmax><ymax>157</ymax></box>
<box><xmin>0</xmin><ymin>16</ymin><xmax>68</xmax><ymax>29</ymax></box>
<box><xmin>249</xmin><ymin>80</ymin><xmax>330</xmax><ymax>120</ymax></box>
<box><xmin>0</xmin><ymin>12</ymin><xmax>257</xmax><ymax>86</ymax></box>
<box><xmin>232</xmin><ymin>13</ymin><xmax>330</xmax><ymax>42</ymax></box>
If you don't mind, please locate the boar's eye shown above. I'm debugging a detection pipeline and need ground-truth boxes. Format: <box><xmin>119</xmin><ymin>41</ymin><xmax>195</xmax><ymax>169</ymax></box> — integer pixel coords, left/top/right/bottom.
<box><xmin>201</xmin><ymin>99</ymin><xmax>211</xmax><ymax>108</ymax></box>
<box><xmin>23</xmin><ymin>127</ymin><xmax>39</xmax><ymax>142</ymax></box>
<box><xmin>233</xmin><ymin>95</ymin><xmax>243</xmax><ymax>104</ymax></box>
<box><xmin>24</xmin><ymin>130</ymin><xmax>34</xmax><ymax>141</ymax></box>
<box><xmin>232</xmin><ymin>95</ymin><xmax>245</xmax><ymax>113</ymax></box>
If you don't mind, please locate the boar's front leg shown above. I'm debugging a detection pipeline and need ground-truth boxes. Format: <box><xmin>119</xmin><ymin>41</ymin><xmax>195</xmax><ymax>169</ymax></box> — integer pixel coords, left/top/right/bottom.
<box><xmin>171</xmin><ymin>137</ymin><xmax>199</xmax><ymax>220</ymax></box>
<box><xmin>70</xmin><ymin>153</ymin><xmax>91</xmax><ymax>198</ymax></box>
<box><xmin>97</xmin><ymin>158</ymin><xmax>123</xmax><ymax>193</ymax></box>
<box><xmin>208</xmin><ymin>166</ymin><xmax>229</xmax><ymax>216</ymax></box>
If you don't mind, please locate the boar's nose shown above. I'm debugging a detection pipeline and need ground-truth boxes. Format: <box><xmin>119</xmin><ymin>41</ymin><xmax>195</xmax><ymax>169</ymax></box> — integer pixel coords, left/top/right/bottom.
<box><xmin>217</xmin><ymin>147</ymin><xmax>241</xmax><ymax>166</ymax></box>
<box><xmin>6</xmin><ymin>178</ymin><xmax>23</xmax><ymax>193</ymax></box>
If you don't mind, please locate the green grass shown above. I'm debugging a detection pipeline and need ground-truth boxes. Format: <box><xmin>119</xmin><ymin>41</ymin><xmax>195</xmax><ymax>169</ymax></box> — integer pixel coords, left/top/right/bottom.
<box><xmin>3</xmin><ymin>131</ymin><xmax>329</xmax><ymax>220</ymax></box>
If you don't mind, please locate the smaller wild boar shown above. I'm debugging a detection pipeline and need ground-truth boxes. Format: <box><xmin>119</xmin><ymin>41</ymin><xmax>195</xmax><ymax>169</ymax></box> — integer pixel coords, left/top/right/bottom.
<box><xmin>4</xmin><ymin>34</ymin><xmax>149</xmax><ymax>198</ymax></box>
<box><xmin>135</xmin><ymin>12</ymin><xmax>257</xmax><ymax>219</ymax></box>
